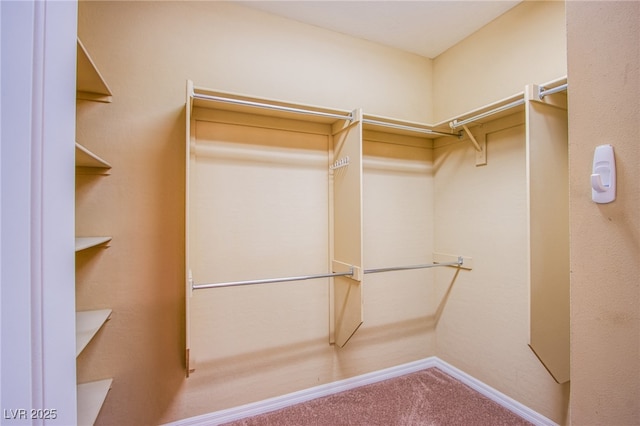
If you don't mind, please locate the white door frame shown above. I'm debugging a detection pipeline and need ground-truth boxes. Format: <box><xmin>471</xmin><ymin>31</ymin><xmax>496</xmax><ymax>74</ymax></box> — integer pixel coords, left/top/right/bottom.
<box><xmin>1</xmin><ymin>1</ymin><xmax>78</xmax><ymax>424</ymax></box>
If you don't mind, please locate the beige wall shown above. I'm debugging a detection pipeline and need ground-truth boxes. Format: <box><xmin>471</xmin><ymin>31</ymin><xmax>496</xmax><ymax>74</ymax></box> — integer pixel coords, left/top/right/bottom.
<box><xmin>567</xmin><ymin>2</ymin><xmax>640</xmax><ymax>424</ymax></box>
<box><xmin>184</xmin><ymin>118</ymin><xmax>438</xmax><ymax>417</ymax></box>
<box><xmin>76</xmin><ymin>1</ymin><xmax>571</xmax><ymax>425</ymax></box>
<box><xmin>77</xmin><ymin>2</ymin><xmax>434</xmax><ymax>425</ymax></box>
<box><xmin>433</xmin><ymin>0</ymin><xmax>566</xmax><ymax>122</ymax></box>
<box><xmin>432</xmin><ymin>112</ymin><xmax>569</xmax><ymax>424</ymax></box>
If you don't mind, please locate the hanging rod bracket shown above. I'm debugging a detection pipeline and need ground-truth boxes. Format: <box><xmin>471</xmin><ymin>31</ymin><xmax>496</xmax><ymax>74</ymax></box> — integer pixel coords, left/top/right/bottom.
<box><xmin>537</xmin><ymin>83</ymin><xmax>568</xmax><ymax>100</ymax></box>
<box><xmin>527</xmin><ymin>83</ymin><xmax>569</xmax><ymax>102</ymax></box>
<box><xmin>433</xmin><ymin>253</ymin><xmax>473</xmax><ymax>270</ymax></box>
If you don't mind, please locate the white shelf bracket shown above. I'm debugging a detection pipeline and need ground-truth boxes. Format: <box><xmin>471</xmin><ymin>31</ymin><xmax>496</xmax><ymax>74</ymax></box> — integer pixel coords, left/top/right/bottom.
<box><xmin>460</xmin><ymin>124</ymin><xmax>487</xmax><ymax>166</ymax></box>
<box><xmin>462</xmin><ymin>124</ymin><xmax>482</xmax><ymax>152</ymax></box>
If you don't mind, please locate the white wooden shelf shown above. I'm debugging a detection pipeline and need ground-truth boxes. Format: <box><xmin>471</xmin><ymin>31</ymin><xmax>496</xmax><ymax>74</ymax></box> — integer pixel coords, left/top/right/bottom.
<box><xmin>76</xmin><ymin>309</ymin><xmax>112</xmax><ymax>356</ymax></box>
<box><xmin>77</xmin><ymin>379</ymin><xmax>112</xmax><ymax>426</ymax></box>
<box><xmin>76</xmin><ymin>39</ymin><xmax>112</xmax><ymax>103</ymax></box>
<box><xmin>75</xmin><ymin>38</ymin><xmax>114</xmax><ymax>426</ymax></box>
<box><xmin>76</xmin><ymin>143</ymin><xmax>112</xmax><ymax>169</ymax></box>
<box><xmin>75</xmin><ymin>237</ymin><xmax>112</xmax><ymax>252</ymax></box>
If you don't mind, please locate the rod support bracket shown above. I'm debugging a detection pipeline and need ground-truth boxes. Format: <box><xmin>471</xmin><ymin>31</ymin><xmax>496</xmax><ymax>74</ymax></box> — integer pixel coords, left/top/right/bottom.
<box><xmin>461</xmin><ymin>124</ymin><xmax>483</xmax><ymax>152</ymax></box>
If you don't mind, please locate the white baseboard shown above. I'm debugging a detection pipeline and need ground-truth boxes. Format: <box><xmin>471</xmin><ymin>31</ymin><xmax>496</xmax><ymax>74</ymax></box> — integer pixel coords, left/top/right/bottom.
<box><xmin>433</xmin><ymin>359</ymin><xmax>558</xmax><ymax>426</ymax></box>
<box><xmin>164</xmin><ymin>357</ymin><xmax>557</xmax><ymax>426</ymax></box>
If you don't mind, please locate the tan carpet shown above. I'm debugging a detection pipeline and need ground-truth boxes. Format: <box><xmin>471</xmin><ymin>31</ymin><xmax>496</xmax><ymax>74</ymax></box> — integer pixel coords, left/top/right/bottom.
<box><xmin>223</xmin><ymin>367</ymin><xmax>533</xmax><ymax>425</ymax></box>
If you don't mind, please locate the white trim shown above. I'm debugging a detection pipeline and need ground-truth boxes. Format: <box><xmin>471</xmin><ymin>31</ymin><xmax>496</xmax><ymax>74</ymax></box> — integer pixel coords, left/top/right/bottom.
<box><xmin>0</xmin><ymin>1</ymin><xmax>78</xmax><ymax>423</ymax></box>
<box><xmin>164</xmin><ymin>357</ymin><xmax>557</xmax><ymax>426</ymax></box>
<box><xmin>434</xmin><ymin>359</ymin><xmax>558</xmax><ymax>426</ymax></box>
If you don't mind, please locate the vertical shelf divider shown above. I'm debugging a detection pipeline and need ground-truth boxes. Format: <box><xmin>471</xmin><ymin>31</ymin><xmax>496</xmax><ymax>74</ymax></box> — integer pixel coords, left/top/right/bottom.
<box><xmin>331</xmin><ymin>109</ymin><xmax>364</xmax><ymax>348</ymax></box>
<box><xmin>525</xmin><ymin>84</ymin><xmax>570</xmax><ymax>384</ymax></box>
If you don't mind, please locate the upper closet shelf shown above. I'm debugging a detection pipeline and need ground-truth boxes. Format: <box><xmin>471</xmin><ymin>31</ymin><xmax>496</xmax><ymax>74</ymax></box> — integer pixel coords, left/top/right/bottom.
<box><xmin>190</xmin><ymin>84</ymin><xmax>353</xmax><ymax>126</ymax></box>
<box><xmin>189</xmin><ymin>77</ymin><xmax>567</xmax><ymax>148</ymax></box>
<box><xmin>189</xmin><ymin>83</ymin><xmax>460</xmax><ymax>141</ymax></box>
<box><xmin>363</xmin><ymin>114</ymin><xmax>457</xmax><ymax>139</ymax></box>
<box><xmin>77</xmin><ymin>39</ymin><xmax>113</xmax><ymax>103</ymax></box>
<box><xmin>76</xmin><ymin>143</ymin><xmax>112</xmax><ymax>169</ymax></box>
<box><xmin>434</xmin><ymin>76</ymin><xmax>568</xmax><ymax>132</ymax></box>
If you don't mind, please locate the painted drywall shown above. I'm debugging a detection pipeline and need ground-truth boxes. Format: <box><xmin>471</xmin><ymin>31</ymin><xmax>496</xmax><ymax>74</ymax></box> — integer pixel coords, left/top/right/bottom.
<box><xmin>567</xmin><ymin>2</ymin><xmax>640</xmax><ymax>424</ymax></box>
<box><xmin>184</xmin><ymin>118</ymin><xmax>437</xmax><ymax>418</ymax></box>
<box><xmin>432</xmin><ymin>0</ymin><xmax>566</xmax><ymax>122</ymax></box>
<box><xmin>76</xmin><ymin>2</ymin><xmax>435</xmax><ymax>424</ymax></box>
<box><xmin>75</xmin><ymin>1</ymin><xmax>569</xmax><ymax>424</ymax></box>
<box><xmin>432</xmin><ymin>113</ymin><xmax>569</xmax><ymax>424</ymax></box>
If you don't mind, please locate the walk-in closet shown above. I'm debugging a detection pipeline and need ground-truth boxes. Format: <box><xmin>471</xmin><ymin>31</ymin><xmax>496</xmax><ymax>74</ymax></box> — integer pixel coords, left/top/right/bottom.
<box><xmin>3</xmin><ymin>0</ymin><xmax>638</xmax><ymax>424</ymax></box>
<box><xmin>184</xmin><ymin>73</ymin><xmax>569</xmax><ymax>420</ymax></box>
<box><xmin>67</xmin><ymin>1</ymin><xmax>578</xmax><ymax>424</ymax></box>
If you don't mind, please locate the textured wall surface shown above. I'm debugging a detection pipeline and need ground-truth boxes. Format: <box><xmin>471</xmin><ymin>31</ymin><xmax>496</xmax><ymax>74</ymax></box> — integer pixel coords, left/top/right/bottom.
<box><xmin>75</xmin><ymin>2</ymin><xmax>570</xmax><ymax>424</ymax></box>
<box><xmin>567</xmin><ymin>2</ymin><xmax>640</xmax><ymax>424</ymax></box>
<box><xmin>432</xmin><ymin>1</ymin><xmax>566</xmax><ymax>122</ymax></box>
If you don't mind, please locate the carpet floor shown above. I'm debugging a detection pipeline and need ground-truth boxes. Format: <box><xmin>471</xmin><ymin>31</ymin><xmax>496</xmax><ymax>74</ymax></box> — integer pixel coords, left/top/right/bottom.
<box><xmin>223</xmin><ymin>367</ymin><xmax>534</xmax><ymax>425</ymax></box>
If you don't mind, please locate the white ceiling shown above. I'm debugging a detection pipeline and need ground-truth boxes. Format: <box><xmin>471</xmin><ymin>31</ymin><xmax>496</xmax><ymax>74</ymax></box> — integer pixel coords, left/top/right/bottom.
<box><xmin>237</xmin><ymin>1</ymin><xmax>522</xmax><ymax>59</ymax></box>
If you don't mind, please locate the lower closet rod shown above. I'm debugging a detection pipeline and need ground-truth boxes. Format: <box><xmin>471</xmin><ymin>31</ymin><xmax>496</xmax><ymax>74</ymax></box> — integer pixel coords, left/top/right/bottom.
<box><xmin>192</xmin><ymin>269</ymin><xmax>354</xmax><ymax>290</ymax></box>
<box><xmin>365</xmin><ymin>257</ymin><xmax>463</xmax><ymax>274</ymax></box>
<box><xmin>192</xmin><ymin>258</ymin><xmax>463</xmax><ymax>290</ymax></box>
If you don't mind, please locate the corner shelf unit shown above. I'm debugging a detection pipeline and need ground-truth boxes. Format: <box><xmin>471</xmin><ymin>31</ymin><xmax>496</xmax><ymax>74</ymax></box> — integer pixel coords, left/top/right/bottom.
<box><xmin>185</xmin><ymin>83</ymin><xmax>469</xmax><ymax>373</ymax></box>
<box><xmin>75</xmin><ymin>38</ymin><xmax>113</xmax><ymax>425</ymax></box>
<box><xmin>185</xmin><ymin>78</ymin><xmax>568</xmax><ymax>382</ymax></box>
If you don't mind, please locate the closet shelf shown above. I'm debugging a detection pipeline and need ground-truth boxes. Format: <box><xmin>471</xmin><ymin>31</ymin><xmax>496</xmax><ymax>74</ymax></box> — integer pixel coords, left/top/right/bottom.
<box><xmin>362</xmin><ymin>114</ymin><xmax>457</xmax><ymax>139</ymax></box>
<box><xmin>191</xmin><ymin>85</ymin><xmax>459</xmax><ymax>140</ymax></box>
<box><xmin>191</xmin><ymin>85</ymin><xmax>353</xmax><ymax>125</ymax></box>
<box><xmin>444</xmin><ymin>92</ymin><xmax>525</xmax><ymax>131</ymax></box>
<box><xmin>77</xmin><ymin>379</ymin><xmax>112</xmax><ymax>426</ymax></box>
<box><xmin>76</xmin><ymin>309</ymin><xmax>112</xmax><ymax>357</ymax></box>
<box><xmin>434</xmin><ymin>76</ymin><xmax>568</xmax><ymax>132</ymax></box>
<box><xmin>192</xmin><ymin>77</ymin><xmax>567</xmax><ymax>142</ymax></box>
<box><xmin>76</xmin><ymin>39</ymin><xmax>112</xmax><ymax>103</ymax></box>
<box><xmin>76</xmin><ymin>143</ymin><xmax>112</xmax><ymax>169</ymax></box>
<box><xmin>75</xmin><ymin>237</ymin><xmax>112</xmax><ymax>252</ymax></box>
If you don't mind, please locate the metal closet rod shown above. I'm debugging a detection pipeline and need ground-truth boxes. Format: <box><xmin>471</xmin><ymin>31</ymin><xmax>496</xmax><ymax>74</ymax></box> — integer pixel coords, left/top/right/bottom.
<box><xmin>539</xmin><ymin>83</ymin><xmax>568</xmax><ymax>99</ymax></box>
<box><xmin>192</xmin><ymin>269</ymin><xmax>354</xmax><ymax>290</ymax></box>
<box><xmin>364</xmin><ymin>257</ymin><xmax>463</xmax><ymax>274</ymax></box>
<box><xmin>192</xmin><ymin>258</ymin><xmax>463</xmax><ymax>290</ymax></box>
<box><xmin>450</xmin><ymin>98</ymin><xmax>525</xmax><ymax>130</ymax></box>
<box><xmin>363</xmin><ymin>118</ymin><xmax>458</xmax><ymax>138</ymax></box>
<box><xmin>192</xmin><ymin>92</ymin><xmax>354</xmax><ymax>122</ymax></box>
<box><xmin>449</xmin><ymin>83</ymin><xmax>568</xmax><ymax>130</ymax></box>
